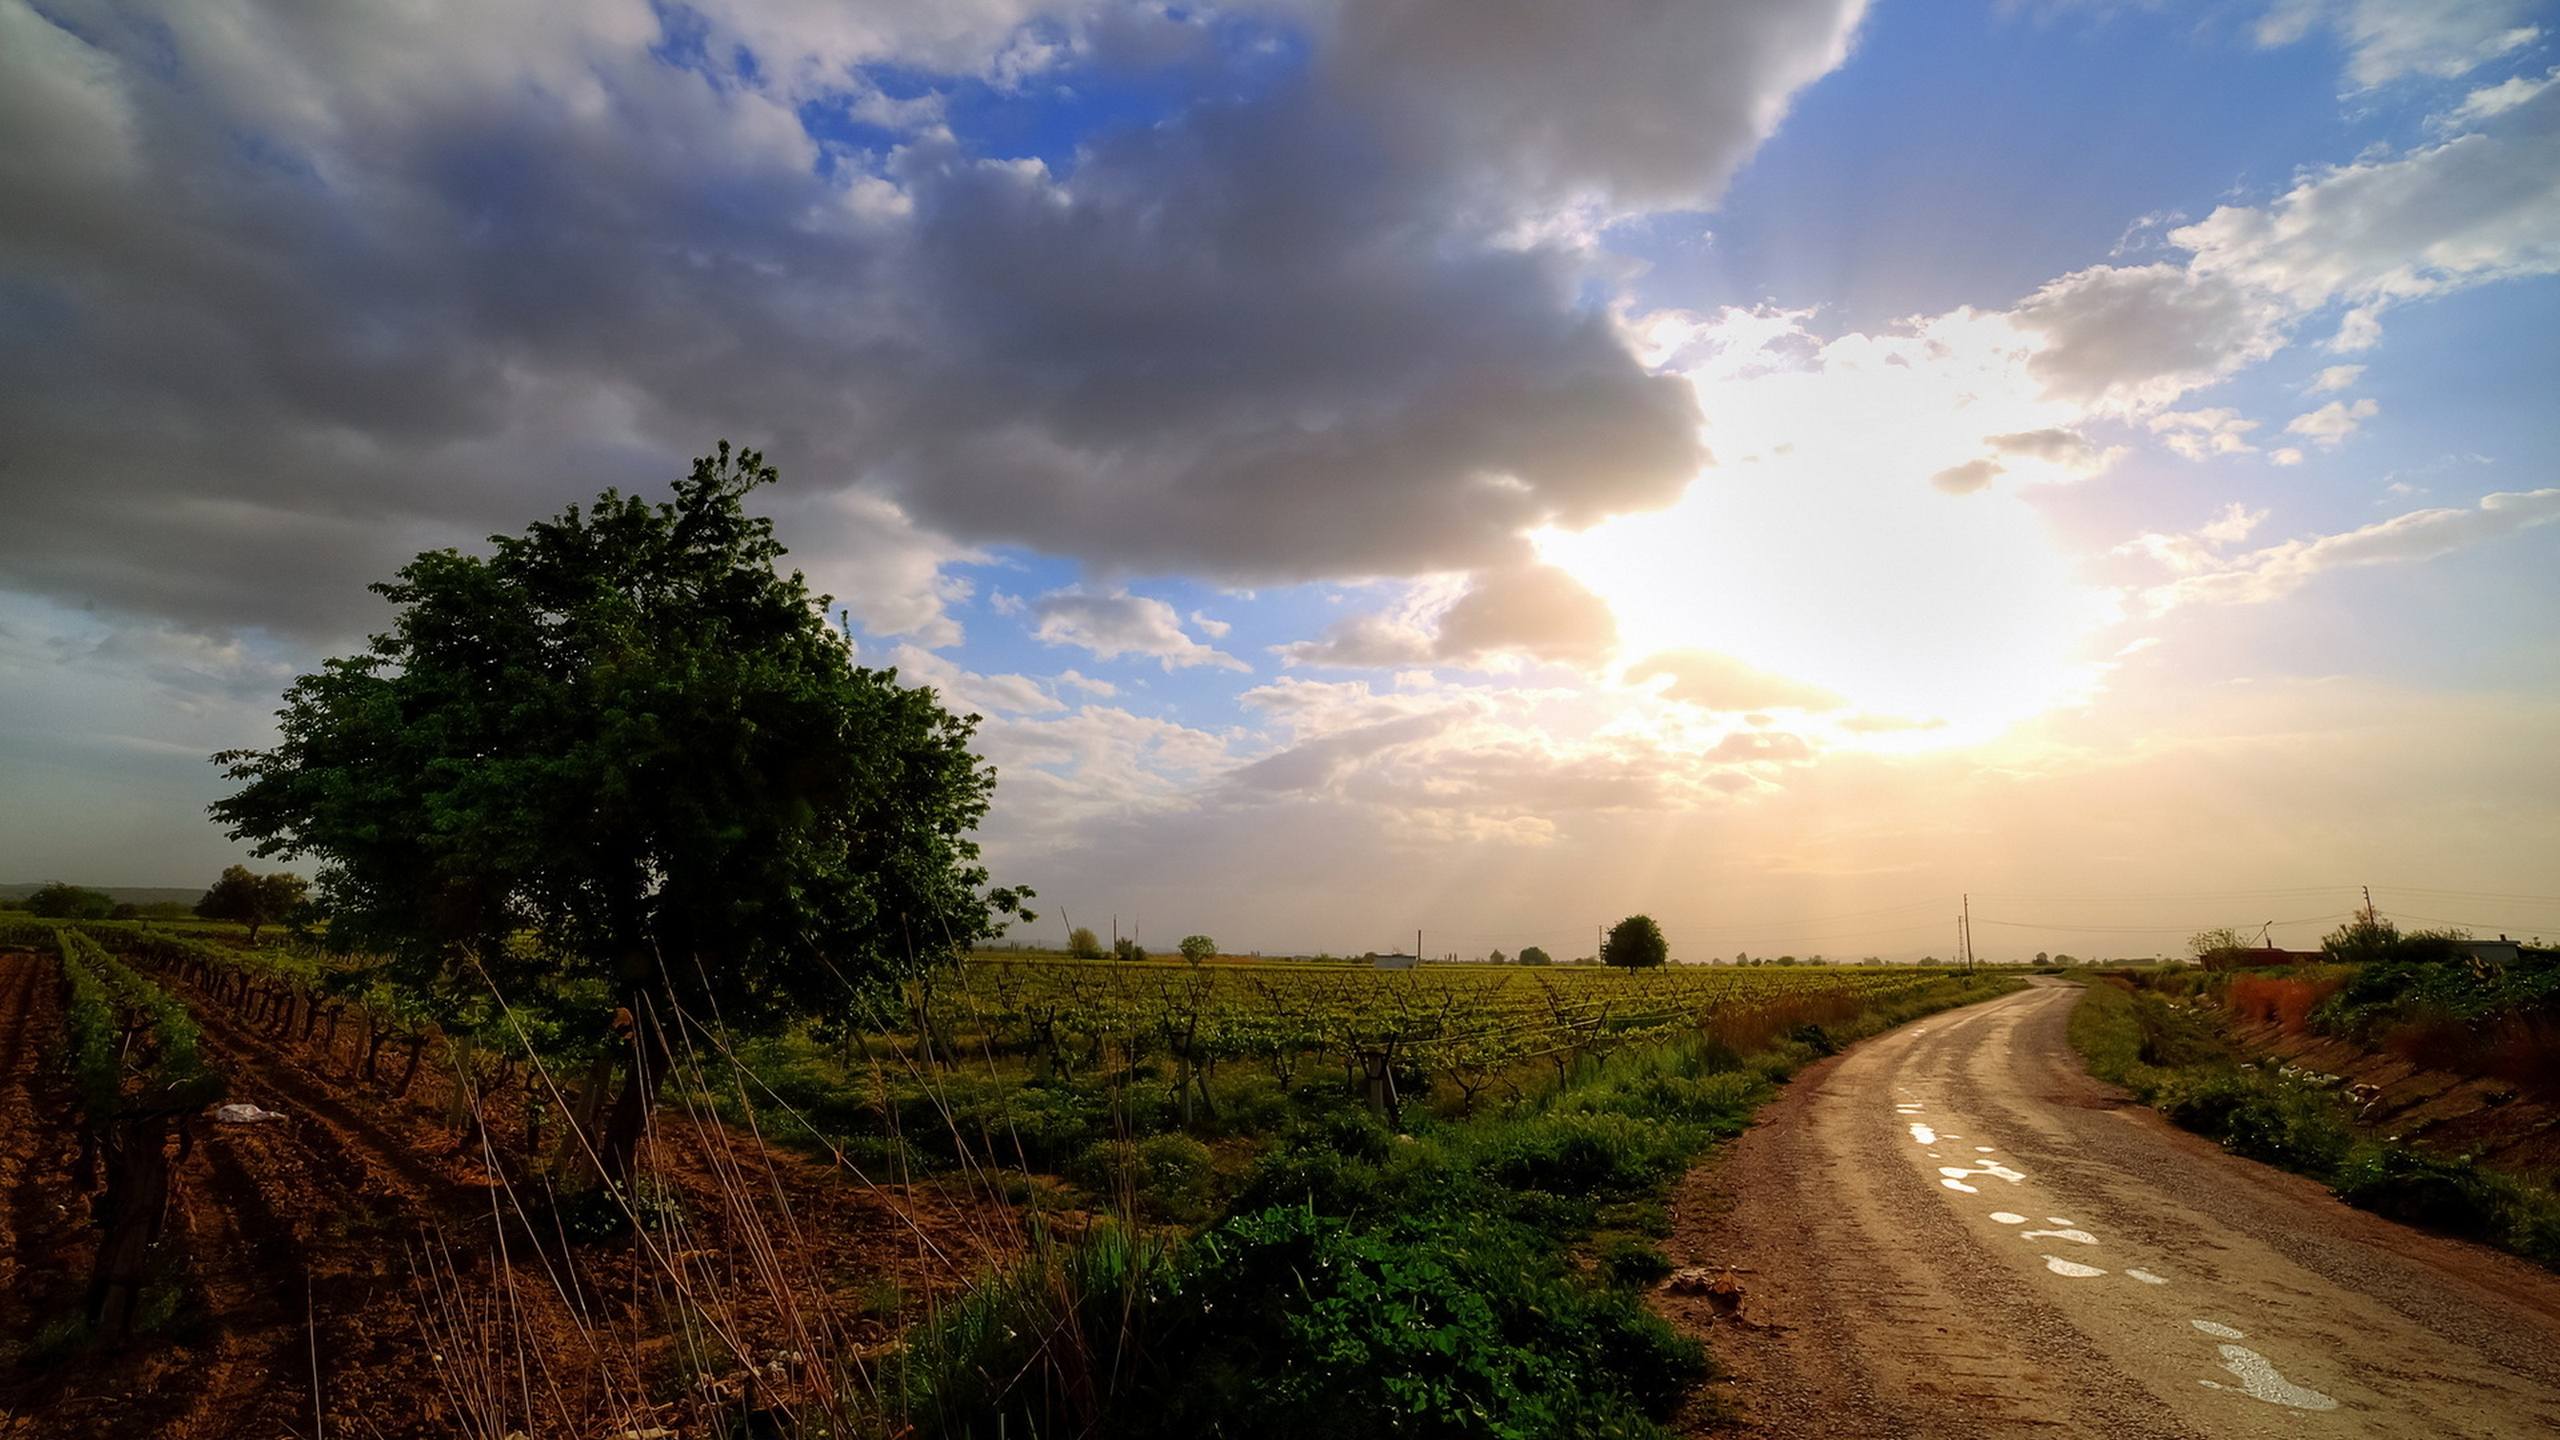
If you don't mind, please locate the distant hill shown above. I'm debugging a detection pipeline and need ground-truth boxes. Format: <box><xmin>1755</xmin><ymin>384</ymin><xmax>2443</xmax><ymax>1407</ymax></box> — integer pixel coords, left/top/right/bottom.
<box><xmin>0</xmin><ymin>883</ymin><xmax>203</xmax><ymax>907</ymax></box>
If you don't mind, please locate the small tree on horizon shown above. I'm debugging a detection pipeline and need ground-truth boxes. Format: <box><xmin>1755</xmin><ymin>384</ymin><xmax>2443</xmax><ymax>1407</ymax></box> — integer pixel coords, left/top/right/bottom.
<box><xmin>195</xmin><ymin>864</ymin><xmax>308</xmax><ymax>943</ymax></box>
<box><xmin>25</xmin><ymin>882</ymin><xmax>115</xmax><ymax>920</ymax></box>
<box><xmin>1179</xmin><ymin>934</ymin><xmax>1218</xmax><ymax>967</ymax></box>
<box><xmin>1516</xmin><ymin>945</ymin><xmax>1551</xmax><ymax>967</ymax></box>
<box><xmin>1067</xmin><ymin>926</ymin><xmax>1104</xmax><ymax>959</ymax></box>
<box><xmin>1602</xmin><ymin>915</ymin><xmax>1668</xmax><ymax>970</ymax></box>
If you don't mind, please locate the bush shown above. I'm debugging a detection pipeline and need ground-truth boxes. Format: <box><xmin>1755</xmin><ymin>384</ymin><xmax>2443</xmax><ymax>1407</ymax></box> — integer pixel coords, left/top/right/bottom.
<box><xmin>1599</xmin><ymin>1237</ymin><xmax>1674</xmax><ymax>1288</ymax></box>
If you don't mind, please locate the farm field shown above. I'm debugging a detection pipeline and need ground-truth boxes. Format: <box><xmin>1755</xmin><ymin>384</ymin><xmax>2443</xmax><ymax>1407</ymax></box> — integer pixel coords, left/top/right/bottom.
<box><xmin>0</xmin><ymin>917</ymin><xmax>2016</xmax><ymax>1438</ymax></box>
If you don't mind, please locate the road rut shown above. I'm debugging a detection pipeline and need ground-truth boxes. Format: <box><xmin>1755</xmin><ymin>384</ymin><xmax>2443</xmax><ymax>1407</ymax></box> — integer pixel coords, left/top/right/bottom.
<box><xmin>1661</xmin><ymin>977</ymin><xmax>2560</xmax><ymax>1439</ymax></box>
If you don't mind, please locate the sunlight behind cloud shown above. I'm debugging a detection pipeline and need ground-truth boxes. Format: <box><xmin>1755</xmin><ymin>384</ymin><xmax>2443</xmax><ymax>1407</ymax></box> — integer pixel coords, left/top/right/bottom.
<box><xmin>1544</xmin><ymin>308</ymin><xmax>2124</xmax><ymax>747</ymax></box>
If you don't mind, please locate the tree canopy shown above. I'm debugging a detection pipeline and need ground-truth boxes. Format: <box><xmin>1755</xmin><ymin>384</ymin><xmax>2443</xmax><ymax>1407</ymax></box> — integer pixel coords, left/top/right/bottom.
<box><xmin>1601</xmin><ymin>915</ymin><xmax>1668</xmax><ymax>970</ymax></box>
<box><xmin>1516</xmin><ymin>945</ymin><xmax>1551</xmax><ymax>967</ymax></box>
<box><xmin>1179</xmin><ymin>934</ymin><xmax>1218</xmax><ymax>966</ymax></box>
<box><xmin>210</xmin><ymin>444</ymin><xmax>1029</xmax><ymax>1174</ymax></box>
<box><xmin>25</xmin><ymin>883</ymin><xmax>115</xmax><ymax>919</ymax></box>
<box><xmin>195</xmin><ymin>864</ymin><xmax>307</xmax><ymax>943</ymax></box>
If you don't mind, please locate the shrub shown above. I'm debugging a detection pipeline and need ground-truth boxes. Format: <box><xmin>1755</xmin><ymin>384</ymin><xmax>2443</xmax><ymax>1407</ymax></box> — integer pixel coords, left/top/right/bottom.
<box><xmin>1599</xmin><ymin>1237</ymin><xmax>1674</xmax><ymax>1288</ymax></box>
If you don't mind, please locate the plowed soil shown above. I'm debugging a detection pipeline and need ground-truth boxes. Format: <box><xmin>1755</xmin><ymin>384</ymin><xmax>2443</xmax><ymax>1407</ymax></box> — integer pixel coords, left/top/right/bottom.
<box><xmin>0</xmin><ymin>946</ymin><xmax>1013</xmax><ymax>1439</ymax></box>
<box><xmin>1657</xmin><ymin>978</ymin><xmax>2560</xmax><ymax>1439</ymax></box>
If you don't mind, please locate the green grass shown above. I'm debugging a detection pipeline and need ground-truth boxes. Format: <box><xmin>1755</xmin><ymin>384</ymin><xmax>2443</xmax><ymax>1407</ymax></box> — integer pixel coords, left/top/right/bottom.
<box><xmin>894</xmin><ymin>970</ymin><xmax>2021</xmax><ymax>1438</ymax></box>
<box><xmin>2069</xmin><ymin>976</ymin><xmax>2560</xmax><ymax>1270</ymax></box>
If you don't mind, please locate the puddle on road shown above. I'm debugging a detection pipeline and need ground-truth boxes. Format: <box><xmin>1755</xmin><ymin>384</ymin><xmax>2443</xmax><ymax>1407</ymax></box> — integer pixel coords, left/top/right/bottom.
<box><xmin>1910</xmin><ymin>1122</ymin><xmax>1938</xmax><ymax>1144</ymax></box>
<box><xmin>2041</xmin><ymin>1255</ymin><xmax>2107</xmax><ymax>1278</ymax></box>
<box><xmin>1975</xmin><ymin>1146</ymin><xmax>1996</xmax><ymax>1153</ymax></box>
<box><xmin>2191</xmin><ymin>1320</ymin><xmax>2244</xmax><ymax>1339</ymax></box>
<box><xmin>2205</xmin><ymin>1347</ymin><xmax>2340</xmax><ymax>1411</ymax></box>
<box><xmin>1989</xmin><ymin>1212</ymin><xmax>2026</xmax><ymax>1224</ymax></box>
<box><xmin>2022</xmin><ymin>1228</ymin><xmax>2099</xmax><ymax>1246</ymax></box>
<box><xmin>1938</xmin><ymin>1159</ymin><xmax>2026</xmax><ymax>1186</ymax></box>
<box><xmin>1943</xmin><ymin>1178</ymin><xmax>1979</xmax><ymax>1193</ymax></box>
<box><xmin>2126</xmin><ymin>1269</ymin><xmax>2168</xmax><ymax>1285</ymax></box>
<box><xmin>2046</xmin><ymin>1216</ymin><xmax>2074</xmax><ymax>1225</ymax></box>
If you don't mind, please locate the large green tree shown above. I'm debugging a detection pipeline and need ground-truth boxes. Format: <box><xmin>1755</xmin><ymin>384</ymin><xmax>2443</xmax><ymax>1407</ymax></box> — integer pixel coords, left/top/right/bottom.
<box><xmin>1601</xmin><ymin>914</ymin><xmax>1668</xmax><ymax>970</ymax></box>
<box><xmin>212</xmin><ymin>444</ymin><xmax>1029</xmax><ymax>1180</ymax></box>
<box><xmin>195</xmin><ymin>864</ymin><xmax>308</xmax><ymax>943</ymax></box>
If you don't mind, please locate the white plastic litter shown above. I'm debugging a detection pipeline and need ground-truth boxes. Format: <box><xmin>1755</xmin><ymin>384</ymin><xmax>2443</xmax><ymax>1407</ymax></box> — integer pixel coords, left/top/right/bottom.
<box><xmin>214</xmin><ymin>1103</ymin><xmax>286</xmax><ymax>1124</ymax></box>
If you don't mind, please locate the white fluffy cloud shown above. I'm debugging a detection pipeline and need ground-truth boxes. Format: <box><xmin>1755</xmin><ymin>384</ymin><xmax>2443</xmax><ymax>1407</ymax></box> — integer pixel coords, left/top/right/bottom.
<box><xmin>2255</xmin><ymin>0</ymin><xmax>2543</xmax><ymax>88</ymax></box>
<box><xmin>2135</xmin><ymin>488</ymin><xmax>2560</xmax><ymax>610</ymax></box>
<box><xmin>1028</xmin><ymin>588</ymin><xmax>1248</xmax><ymax>671</ymax></box>
<box><xmin>2175</xmin><ymin>80</ymin><xmax>2560</xmax><ymax>312</ymax></box>
<box><xmin>2285</xmin><ymin>396</ymin><xmax>2380</xmax><ymax>447</ymax></box>
<box><xmin>2150</xmin><ymin>407</ymin><xmax>2265</xmax><ymax>460</ymax></box>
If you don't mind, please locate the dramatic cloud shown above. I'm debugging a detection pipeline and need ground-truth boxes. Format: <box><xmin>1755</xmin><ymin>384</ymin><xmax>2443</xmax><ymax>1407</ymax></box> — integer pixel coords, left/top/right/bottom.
<box><xmin>1027</xmin><ymin>588</ymin><xmax>1248</xmax><ymax>671</ymax></box>
<box><xmin>1279</xmin><ymin>565</ymin><xmax>1619</xmax><ymax>669</ymax></box>
<box><xmin>0</xmin><ymin>0</ymin><xmax>1884</xmax><ymax>655</ymax></box>
<box><xmin>1332</xmin><ymin>0</ymin><xmax>1868</xmax><ymax>214</ymax></box>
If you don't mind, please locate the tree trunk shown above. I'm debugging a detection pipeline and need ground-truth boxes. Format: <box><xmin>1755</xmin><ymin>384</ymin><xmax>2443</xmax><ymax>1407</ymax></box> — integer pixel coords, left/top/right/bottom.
<box><xmin>598</xmin><ymin>1004</ymin><xmax>670</xmax><ymax>1186</ymax></box>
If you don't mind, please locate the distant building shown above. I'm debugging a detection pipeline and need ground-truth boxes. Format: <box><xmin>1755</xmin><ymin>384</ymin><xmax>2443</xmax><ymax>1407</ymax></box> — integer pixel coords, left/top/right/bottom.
<box><xmin>1372</xmin><ymin>952</ymin><xmax>1419</xmax><ymax>971</ymax></box>
<box><xmin>2454</xmin><ymin>938</ymin><xmax>2523</xmax><ymax>967</ymax></box>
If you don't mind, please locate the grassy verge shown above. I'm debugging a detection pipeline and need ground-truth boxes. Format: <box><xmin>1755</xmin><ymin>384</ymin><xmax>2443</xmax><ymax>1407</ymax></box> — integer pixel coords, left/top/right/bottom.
<box><xmin>895</xmin><ymin>971</ymin><xmax>2021</xmax><ymax>1439</ymax></box>
<box><xmin>2070</xmin><ymin>976</ymin><xmax>2560</xmax><ymax>1270</ymax></box>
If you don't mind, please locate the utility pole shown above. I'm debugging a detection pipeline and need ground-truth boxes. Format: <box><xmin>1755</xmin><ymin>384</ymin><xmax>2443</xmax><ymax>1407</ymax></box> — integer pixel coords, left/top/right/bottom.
<box><xmin>1416</xmin><ymin>928</ymin><xmax>1423</xmax><ymax>963</ymax></box>
<box><xmin>1962</xmin><ymin>893</ymin><xmax>1975</xmax><ymax>973</ymax></box>
<box><xmin>1112</xmin><ymin>913</ymin><xmax>1119</xmax><ymax>950</ymax></box>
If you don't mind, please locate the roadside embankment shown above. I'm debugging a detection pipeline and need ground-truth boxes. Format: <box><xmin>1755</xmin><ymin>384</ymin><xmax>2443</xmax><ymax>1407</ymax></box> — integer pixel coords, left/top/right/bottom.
<box><xmin>2069</xmin><ymin>973</ymin><xmax>2560</xmax><ymax>1269</ymax></box>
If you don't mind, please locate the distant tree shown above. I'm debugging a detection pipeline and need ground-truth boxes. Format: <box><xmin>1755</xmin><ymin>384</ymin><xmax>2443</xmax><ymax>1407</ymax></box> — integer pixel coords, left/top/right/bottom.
<box><xmin>27</xmin><ymin>883</ymin><xmax>115</xmax><ymax>920</ymax></box>
<box><xmin>1179</xmin><ymin>934</ymin><xmax>1218</xmax><ymax>967</ymax></box>
<box><xmin>1734</xmin><ymin>951</ymin><xmax>1748</xmax><ymax>965</ymax></box>
<box><xmin>2033</xmin><ymin>950</ymin><xmax>2051</xmax><ymax>965</ymax></box>
<box><xmin>2187</xmin><ymin>925</ymin><xmax>2256</xmax><ymax>970</ymax></box>
<box><xmin>1919</xmin><ymin>954</ymin><xmax>1941</xmax><ymax>965</ymax></box>
<box><xmin>1488</xmin><ymin>948</ymin><xmax>1508</xmax><ymax>965</ymax></box>
<box><xmin>1602</xmin><ymin>915</ymin><xmax>1668</xmax><ymax>970</ymax></box>
<box><xmin>1114</xmin><ymin>937</ymin><xmax>1148</xmax><ymax>963</ymax></box>
<box><xmin>2053</xmin><ymin>953</ymin><xmax>2078</xmax><ymax>965</ymax></box>
<box><xmin>2320</xmin><ymin>909</ymin><xmax>2420</xmax><ymax>966</ymax></box>
<box><xmin>210</xmin><ymin>444</ymin><xmax>1030</xmax><ymax>1184</ymax></box>
<box><xmin>195</xmin><ymin>864</ymin><xmax>309</xmax><ymax>944</ymax></box>
<box><xmin>1774</xmin><ymin>954</ymin><xmax>1798</xmax><ymax>966</ymax></box>
<box><xmin>1807</xmin><ymin>953</ymin><xmax>1827</xmax><ymax>966</ymax></box>
<box><xmin>1516</xmin><ymin>945</ymin><xmax>1552</xmax><ymax>967</ymax></box>
<box><xmin>1067</xmin><ymin>926</ymin><xmax>1103</xmax><ymax>959</ymax></box>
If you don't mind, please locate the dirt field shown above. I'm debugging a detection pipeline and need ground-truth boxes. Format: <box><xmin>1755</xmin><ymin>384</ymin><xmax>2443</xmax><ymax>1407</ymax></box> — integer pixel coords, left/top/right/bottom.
<box><xmin>1657</xmin><ymin>978</ymin><xmax>2560</xmax><ymax>1439</ymax></box>
<box><xmin>0</xmin><ymin>944</ymin><xmax>1012</xmax><ymax>1439</ymax></box>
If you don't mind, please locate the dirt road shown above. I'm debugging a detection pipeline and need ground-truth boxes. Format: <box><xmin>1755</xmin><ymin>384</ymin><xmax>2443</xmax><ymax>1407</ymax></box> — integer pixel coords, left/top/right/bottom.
<box><xmin>1661</xmin><ymin>978</ymin><xmax>2560</xmax><ymax>1439</ymax></box>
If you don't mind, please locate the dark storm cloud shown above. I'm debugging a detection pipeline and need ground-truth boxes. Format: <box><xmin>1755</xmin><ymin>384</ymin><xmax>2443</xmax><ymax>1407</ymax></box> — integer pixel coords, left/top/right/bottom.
<box><xmin>0</xmin><ymin>0</ymin><xmax>1860</xmax><ymax>642</ymax></box>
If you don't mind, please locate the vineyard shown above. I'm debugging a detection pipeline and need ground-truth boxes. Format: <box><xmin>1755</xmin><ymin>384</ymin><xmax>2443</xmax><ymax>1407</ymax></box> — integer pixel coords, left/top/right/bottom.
<box><xmin>0</xmin><ymin>917</ymin><xmax>2018</xmax><ymax>1438</ymax></box>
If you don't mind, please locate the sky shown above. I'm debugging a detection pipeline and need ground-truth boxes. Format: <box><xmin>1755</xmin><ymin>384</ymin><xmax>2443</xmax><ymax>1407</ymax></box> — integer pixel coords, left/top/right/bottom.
<box><xmin>3</xmin><ymin>0</ymin><xmax>2558</xmax><ymax>962</ymax></box>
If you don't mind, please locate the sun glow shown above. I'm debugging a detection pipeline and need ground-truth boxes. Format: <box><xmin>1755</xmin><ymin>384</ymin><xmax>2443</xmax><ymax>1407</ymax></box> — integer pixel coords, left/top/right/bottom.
<box><xmin>1542</xmin><ymin>308</ymin><xmax>2125</xmax><ymax>748</ymax></box>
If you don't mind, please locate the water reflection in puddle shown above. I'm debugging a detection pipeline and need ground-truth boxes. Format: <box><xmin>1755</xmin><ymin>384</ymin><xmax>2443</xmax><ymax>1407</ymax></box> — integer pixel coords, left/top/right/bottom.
<box><xmin>2205</xmin><ymin>1347</ymin><xmax>2340</xmax><ymax>1411</ymax></box>
<box><xmin>2022</xmin><ymin>1228</ymin><xmax>2098</xmax><ymax>1246</ymax></box>
<box><xmin>1942</xmin><ymin>1178</ymin><xmax>1978</xmax><ymax>1193</ymax></box>
<box><xmin>2126</xmin><ymin>1269</ymin><xmax>2168</xmax><ymax>1285</ymax></box>
<box><xmin>1988</xmin><ymin>1212</ymin><xmax>2026</xmax><ymax>1225</ymax></box>
<box><xmin>1910</xmin><ymin>1123</ymin><xmax>1938</xmax><ymax>1144</ymax></box>
<box><xmin>2041</xmin><ymin>1255</ymin><xmax>2107</xmax><ymax>1278</ymax></box>
<box><xmin>2191</xmin><ymin>1320</ymin><xmax>2244</xmax><ymax>1339</ymax></box>
<box><xmin>1938</xmin><ymin>1159</ymin><xmax>2026</xmax><ymax>1186</ymax></box>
